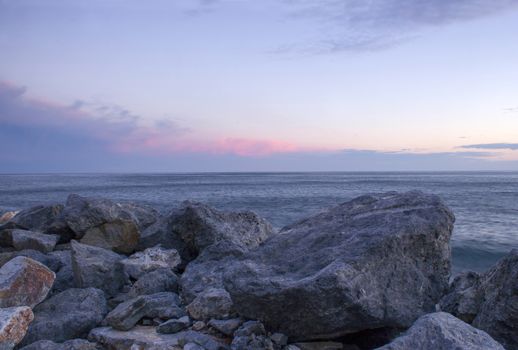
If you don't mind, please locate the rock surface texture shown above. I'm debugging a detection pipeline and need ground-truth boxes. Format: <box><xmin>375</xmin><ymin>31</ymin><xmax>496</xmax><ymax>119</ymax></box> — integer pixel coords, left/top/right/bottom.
<box><xmin>11</xmin><ymin>230</ymin><xmax>59</xmax><ymax>253</ymax></box>
<box><xmin>225</xmin><ymin>191</ymin><xmax>455</xmax><ymax>340</ymax></box>
<box><xmin>0</xmin><ymin>306</ymin><xmax>34</xmax><ymax>350</ymax></box>
<box><xmin>120</xmin><ymin>246</ymin><xmax>181</xmax><ymax>280</ymax></box>
<box><xmin>375</xmin><ymin>312</ymin><xmax>505</xmax><ymax>350</ymax></box>
<box><xmin>440</xmin><ymin>249</ymin><xmax>518</xmax><ymax>349</ymax></box>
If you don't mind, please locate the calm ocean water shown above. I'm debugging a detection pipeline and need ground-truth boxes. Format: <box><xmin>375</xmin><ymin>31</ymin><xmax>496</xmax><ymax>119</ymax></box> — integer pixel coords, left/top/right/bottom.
<box><xmin>1</xmin><ymin>172</ymin><xmax>517</xmax><ymax>274</ymax></box>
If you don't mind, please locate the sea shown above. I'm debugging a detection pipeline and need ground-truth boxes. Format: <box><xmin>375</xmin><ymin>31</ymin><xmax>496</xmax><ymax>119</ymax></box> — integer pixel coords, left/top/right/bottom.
<box><xmin>1</xmin><ymin>172</ymin><xmax>517</xmax><ymax>275</ymax></box>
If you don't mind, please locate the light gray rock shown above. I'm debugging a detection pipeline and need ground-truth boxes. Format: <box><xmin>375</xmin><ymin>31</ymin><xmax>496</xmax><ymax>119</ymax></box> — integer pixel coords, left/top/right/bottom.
<box><xmin>0</xmin><ymin>256</ymin><xmax>55</xmax><ymax>308</ymax></box>
<box><xmin>157</xmin><ymin>316</ymin><xmax>191</xmax><ymax>334</ymax></box>
<box><xmin>19</xmin><ymin>288</ymin><xmax>108</xmax><ymax>346</ymax></box>
<box><xmin>105</xmin><ymin>292</ymin><xmax>184</xmax><ymax>331</ymax></box>
<box><xmin>19</xmin><ymin>339</ymin><xmax>100</xmax><ymax>350</ymax></box>
<box><xmin>375</xmin><ymin>312</ymin><xmax>504</xmax><ymax>350</ymax></box>
<box><xmin>231</xmin><ymin>321</ymin><xmax>273</xmax><ymax>350</ymax></box>
<box><xmin>70</xmin><ymin>240</ymin><xmax>128</xmax><ymax>297</ymax></box>
<box><xmin>208</xmin><ymin>318</ymin><xmax>243</xmax><ymax>336</ymax></box>
<box><xmin>11</xmin><ymin>229</ymin><xmax>59</xmax><ymax>253</ymax></box>
<box><xmin>0</xmin><ymin>211</ymin><xmax>17</xmax><ymax>225</ymax></box>
<box><xmin>440</xmin><ymin>249</ymin><xmax>518</xmax><ymax>349</ymax></box>
<box><xmin>225</xmin><ymin>191</ymin><xmax>455</xmax><ymax>340</ymax></box>
<box><xmin>0</xmin><ymin>306</ymin><xmax>34</xmax><ymax>350</ymax></box>
<box><xmin>89</xmin><ymin>326</ymin><xmax>228</xmax><ymax>350</ymax></box>
<box><xmin>120</xmin><ymin>246</ymin><xmax>181</xmax><ymax>280</ymax></box>
<box><xmin>127</xmin><ymin>268</ymin><xmax>179</xmax><ymax>298</ymax></box>
<box><xmin>186</xmin><ymin>288</ymin><xmax>234</xmax><ymax>321</ymax></box>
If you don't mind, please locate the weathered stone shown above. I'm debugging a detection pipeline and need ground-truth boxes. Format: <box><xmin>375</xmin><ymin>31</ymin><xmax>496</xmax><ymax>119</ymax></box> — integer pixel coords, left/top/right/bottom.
<box><xmin>225</xmin><ymin>191</ymin><xmax>454</xmax><ymax>340</ymax></box>
<box><xmin>184</xmin><ymin>343</ymin><xmax>205</xmax><ymax>350</ymax></box>
<box><xmin>0</xmin><ymin>211</ymin><xmax>17</xmax><ymax>225</ymax></box>
<box><xmin>208</xmin><ymin>318</ymin><xmax>242</xmax><ymax>336</ymax></box>
<box><xmin>64</xmin><ymin>195</ymin><xmax>142</xmax><ymax>254</ymax></box>
<box><xmin>11</xmin><ymin>229</ymin><xmax>59</xmax><ymax>253</ymax></box>
<box><xmin>0</xmin><ymin>306</ymin><xmax>34</xmax><ymax>350</ymax></box>
<box><xmin>89</xmin><ymin>326</ymin><xmax>228</xmax><ymax>350</ymax></box>
<box><xmin>0</xmin><ymin>250</ymin><xmax>62</xmax><ymax>272</ymax></box>
<box><xmin>270</xmin><ymin>333</ymin><xmax>288</xmax><ymax>348</ymax></box>
<box><xmin>375</xmin><ymin>312</ymin><xmax>504</xmax><ymax>350</ymax></box>
<box><xmin>47</xmin><ymin>250</ymin><xmax>74</xmax><ymax>294</ymax></box>
<box><xmin>157</xmin><ymin>316</ymin><xmax>191</xmax><ymax>334</ymax></box>
<box><xmin>128</xmin><ymin>268</ymin><xmax>179</xmax><ymax>298</ymax></box>
<box><xmin>19</xmin><ymin>339</ymin><xmax>100</xmax><ymax>350</ymax></box>
<box><xmin>231</xmin><ymin>321</ymin><xmax>273</xmax><ymax>350</ymax></box>
<box><xmin>20</xmin><ymin>288</ymin><xmax>107</xmax><ymax>346</ymax></box>
<box><xmin>191</xmin><ymin>321</ymin><xmax>205</xmax><ymax>331</ymax></box>
<box><xmin>186</xmin><ymin>288</ymin><xmax>233</xmax><ymax>321</ymax></box>
<box><xmin>70</xmin><ymin>240</ymin><xmax>128</xmax><ymax>297</ymax></box>
<box><xmin>120</xmin><ymin>246</ymin><xmax>181</xmax><ymax>280</ymax></box>
<box><xmin>105</xmin><ymin>292</ymin><xmax>184</xmax><ymax>331</ymax></box>
<box><xmin>0</xmin><ymin>256</ymin><xmax>55</xmax><ymax>308</ymax></box>
<box><xmin>293</xmin><ymin>342</ymin><xmax>343</xmax><ymax>350</ymax></box>
<box><xmin>440</xmin><ymin>249</ymin><xmax>518</xmax><ymax>349</ymax></box>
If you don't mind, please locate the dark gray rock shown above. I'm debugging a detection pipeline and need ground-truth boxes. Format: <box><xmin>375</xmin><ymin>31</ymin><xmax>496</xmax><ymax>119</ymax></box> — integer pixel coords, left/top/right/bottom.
<box><xmin>127</xmin><ymin>268</ymin><xmax>179</xmax><ymax>298</ymax></box>
<box><xmin>440</xmin><ymin>249</ymin><xmax>518</xmax><ymax>349</ymax></box>
<box><xmin>224</xmin><ymin>191</ymin><xmax>455</xmax><ymax>340</ymax></box>
<box><xmin>375</xmin><ymin>312</ymin><xmax>504</xmax><ymax>350</ymax></box>
<box><xmin>231</xmin><ymin>321</ymin><xmax>273</xmax><ymax>350</ymax></box>
<box><xmin>19</xmin><ymin>339</ymin><xmax>100</xmax><ymax>350</ymax></box>
<box><xmin>292</xmin><ymin>342</ymin><xmax>344</xmax><ymax>350</ymax></box>
<box><xmin>11</xmin><ymin>229</ymin><xmax>59</xmax><ymax>253</ymax></box>
<box><xmin>20</xmin><ymin>288</ymin><xmax>108</xmax><ymax>346</ymax></box>
<box><xmin>208</xmin><ymin>318</ymin><xmax>243</xmax><ymax>336</ymax></box>
<box><xmin>70</xmin><ymin>240</ymin><xmax>128</xmax><ymax>297</ymax></box>
<box><xmin>105</xmin><ymin>292</ymin><xmax>184</xmax><ymax>331</ymax></box>
<box><xmin>0</xmin><ymin>249</ymin><xmax>62</xmax><ymax>272</ymax></box>
<box><xmin>157</xmin><ymin>316</ymin><xmax>191</xmax><ymax>334</ymax></box>
<box><xmin>47</xmin><ymin>250</ymin><xmax>75</xmax><ymax>294</ymax></box>
<box><xmin>186</xmin><ymin>288</ymin><xmax>234</xmax><ymax>321</ymax></box>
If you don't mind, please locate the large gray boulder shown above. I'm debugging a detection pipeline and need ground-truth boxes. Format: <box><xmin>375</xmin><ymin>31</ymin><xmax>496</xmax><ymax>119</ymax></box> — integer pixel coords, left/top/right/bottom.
<box><xmin>375</xmin><ymin>312</ymin><xmax>504</xmax><ymax>350</ymax></box>
<box><xmin>0</xmin><ymin>306</ymin><xmax>34</xmax><ymax>350</ymax></box>
<box><xmin>0</xmin><ymin>250</ymin><xmax>62</xmax><ymax>272</ymax></box>
<box><xmin>0</xmin><ymin>256</ymin><xmax>55</xmax><ymax>308</ymax></box>
<box><xmin>440</xmin><ymin>249</ymin><xmax>518</xmax><ymax>349</ymax></box>
<box><xmin>224</xmin><ymin>191</ymin><xmax>455</xmax><ymax>340</ymax></box>
<box><xmin>20</xmin><ymin>288</ymin><xmax>107</xmax><ymax>346</ymax></box>
<box><xmin>11</xmin><ymin>229</ymin><xmax>59</xmax><ymax>253</ymax></box>
<box><xmin>63</xmin><ymin>195</ymin><xmax>155</xmax><ymax>254</ymax></box>
<box><xmin>70</xmin><ymin>240</ymin><xmax>128</xmax><ymax>297</ymax></box>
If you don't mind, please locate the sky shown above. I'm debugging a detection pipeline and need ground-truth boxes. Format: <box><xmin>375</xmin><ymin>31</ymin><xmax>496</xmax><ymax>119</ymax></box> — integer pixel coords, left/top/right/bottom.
<box><xmin>1</xmin><ymin>0</ymin><xmax>518</xmax><ymax>172</ymax></box>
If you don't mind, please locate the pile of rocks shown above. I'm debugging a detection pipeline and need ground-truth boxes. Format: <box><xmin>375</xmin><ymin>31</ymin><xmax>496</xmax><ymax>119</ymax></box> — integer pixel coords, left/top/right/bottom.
<box><xmin>0</xmin><ymin>191</ymin><xmax>515</xmax><ymax>349</ymax></box>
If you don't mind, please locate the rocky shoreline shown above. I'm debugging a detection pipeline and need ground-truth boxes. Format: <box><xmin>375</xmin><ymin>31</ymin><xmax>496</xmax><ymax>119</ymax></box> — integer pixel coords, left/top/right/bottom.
<box><xmin>0</xmin><ymin>191</ymin><xmax>516</xmax><ymax>350</ymax></box>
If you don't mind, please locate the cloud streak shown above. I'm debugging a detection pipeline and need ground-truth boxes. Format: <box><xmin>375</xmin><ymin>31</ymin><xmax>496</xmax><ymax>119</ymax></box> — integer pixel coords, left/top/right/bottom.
<box><xmin>461</xmin><ymin>143</ymin><xmax>518</xmax><ymax>151</ymax></box>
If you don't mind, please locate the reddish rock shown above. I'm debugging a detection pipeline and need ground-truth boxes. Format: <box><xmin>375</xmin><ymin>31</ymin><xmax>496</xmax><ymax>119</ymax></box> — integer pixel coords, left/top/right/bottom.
<box><xmin>0</xmin><ymin>306</ymin><xmax>34</xmax><ymax>349</ymax></box>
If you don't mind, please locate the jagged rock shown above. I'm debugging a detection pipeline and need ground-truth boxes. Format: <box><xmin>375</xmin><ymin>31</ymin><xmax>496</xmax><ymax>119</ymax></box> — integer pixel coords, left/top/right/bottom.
<box><xmin>19</xmin><ymin>339</ymin><xmax>100</xmax><ymax>350</ymax></box>
<box><xmin>118</xmin><ymin>202</ymin><xmax>159</xmax><ymax>231</ymax></box>
<box><xmin>127</xmin><ymin>268</ymin><xmax>179</xmax><ymax>298</ymax></box>
<box><xmin>0</xmin><ymin>306</ymin><xmax>34</xmax><ymax>350</ymax></box>
<box><xmin>120</xmin><ymin>246</ymin><xmax>181</xmax><ymax>280</ymax></box>
<box><xmin>225</xmin><ymin>191</ymin><xmax>455</xmax><ymax>340</ymax></box>
<box><xmin>231</xmin><ymin>321</ymin><xmax>273</xmax><ymax>350</ymax></box>
<box><xmin>89</xmin><ymin>326</ymin><xmax>228</xmax><ymax>350</ymax></box>
<box><xmin>20</xmin><ymin>288</ymin><xmax>107</xmax><ymax>346</ymax></box>
<box><xmin>11</xmin><ymin>229</ymin><xmax>59</xmax><ymax>253</ymax></box>
<box><xmin>270</xmin><ymin>333</ymin><xmax>288</xmax><ymax>348</ymax></box>
<box><xmin>440</xmin><ymin>249</ymin><xmax>518</xmax><ymax>349</ymax></box>
<box><xmin>293</xmin><ymin>342</ymin><xmax>343</xmax><ymax>350</ymax></box>
<box><xmin>47</xmin><ymin>250</ymin><xmax>74</xmax><ymax>294</ymax></box>
<box><xmin>5</xmin><ymin>204</ymin><xmax>73</xmax><ymax>243</ymax></box>
<box><xmin>0</xmin><ymin>250</ymin><xmax>62</xmax><ymax>272</ymax></box>
<box><xmin>209</xmin><ymin>318</ymin><xmax>243</xmax><ymax>336</ymax></box>
<box><xmin>186</xmin><ymin>288</ymin><xmax>233</xmax><ymax>321</ymax></box>
<box><xmin>70</xmin><ymin>240</ymin><xmax>128</xmax><ymax>297</ymax></box>
<box><xmin>184</xmin><ymin>343</ymin><xmax>205</xmax><ymax>350</ymax></box>
<box><xmin>157</xmin><ymin>316</ymin><xmax>191</xmax><ymax>334</ymax></box>
<box><xmin>105</xmin><ymin>292</ymin><xmax>184</xmax><ymax>331</ymax></box>
<box><xmin>0</xmin><ymin>256</ymin><xmax>55</xmax><ymax>308</ymax></box>
<box><xmin>0</xmin><ymin>211</ymin><xmax>17</xmax><ymax>224</ymax></box>
<box><xmin>63</xmin><ymin>195</ymin><xmax>144</xmax><ymax>254</ymax></box>
<box><xmin>375</xmin><ymin>312</ymin><xmax>504</xmax><ymax>350</ymax></box>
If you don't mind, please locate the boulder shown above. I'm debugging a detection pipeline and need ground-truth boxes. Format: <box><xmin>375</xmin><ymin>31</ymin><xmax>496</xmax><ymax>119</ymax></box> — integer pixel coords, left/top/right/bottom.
<box><xmin>0</xmin><ymin>250</ymin><xmax>62</xmax><ymax>272</ymax></box>
<box><xmin>0</xmin><ymin>256</ymin><xmax>55</xmax><ymax>308</ymax></box>
<box><xmin>186</xmin><ymin>288</ymin><xmax>234</xmax><ymax>321</ymax></box>
<box><xmin>0</xmin><ymin>306</ymin><xmax>34</xmax><ymax>350</ymax></box>
<box><xmin>224</xmin><ymin>191</ymin><xmax>455</xmax><ymax>340</ymax></box>
<box><xmin>0</xmin><ymin>211</ymin><xmax>17</xmax><ymax>225</ymax></box>
<box><xmin>19</xmin><ymin>339</ymin><xmax>100</xmax><ymax>350</ymax></box>
<box><xmin>11</xmin><ymin>229</ymin><xmax>59</xmax><ymax>253</ymax></box>
<box><xmin>89</xmin><ymin>326</ymin><xmax>228</xmax><ymax>350</ymax></box>
<box><xmin>70</xmin><ymin>240</ymin><xmax>128</xmax><ymax>297</ymax></box>
<box><xmin>20</xmin><ymin>288</ymin><xmax>107</xmax><ymax>346</ymax></box>
<box><xmin>440</xmin><ymin>249</ymin><xmax>518</xmax><ymax>349</ymax></box>
<box><xmin>127</xmin><ymin>268</ymin><xmax>179</xmax><ymax>298</ymax></box>
<box><xmin>47</xmin><ymin>250</ymin><xmax>74</xmax><ymax>294</ymax></box>
<box><xmin>208</xmin><ymin>318</ymin><xmax>243</xmax><ymax>336</ymax></box>
<box><xmin>120</xmin><ymin>246</ymin><xmax>181</xmax><ymax>280</ymax></box>
<box><xmin>375</xmin><ymin>312</ymin><xmax>504</xmax><ymax>350</ymax></box>
<box><xmin>63</xmin><ymin>195</ymin><xmax>143</xmax><ymax>254</ymax></box>
<box><xmin>105</xmin><ymin>292</ymin><xmax>184</xmax><ymax>331</ymax></box>
<box><xmin>157</xmin><ymin>316</ymin><xmax>191</xmax><ymax>334</ymax></box>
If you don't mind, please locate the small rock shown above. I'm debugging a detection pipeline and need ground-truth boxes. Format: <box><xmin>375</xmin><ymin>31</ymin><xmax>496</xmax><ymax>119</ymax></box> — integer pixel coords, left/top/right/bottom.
<box><xmin>186</xmin><ymin>288</ymin><xmax>233</xmax><ymax>321</ymax></box>
<box><xmin>0</xmin><ymin>211</ymin><xmax>17</xmax><ymax>224</ymax></box>
<box><xmin>128</xmin><ymin>268</ymin><xmax>179</xmax><ymax>298</ymax></box>
<box><xmin>208</xmin><ymin>318</ymin><xmax>242</xmax><ymax>336</ymax></box>
<box><xmin>157</xmin><ymin>316</ymin><xmax>191</xmax><ymax>334</ymax></box>
<box><xmin>191</xmin><ymin>321</ymin><xmax>205</xmax><ymax>331</ymax></box>
<box><xmin>18</xmin><ymin>339</ymin><xmax>100</xmax><ymax>350</ymax></box>
<box><xmin>293</xmin><ymin>342</ymin><xmax>343</xmax><ymax>350</ymax></box>
<box><xmin>0</xmin><ymin>306</ymin><xmax>34</xmax><ymax>350</ymax></box>
<box><xmin>270</xmin><ymin>333</ymin><xmax>288</xmax><ymax>347</ymax></box>
<box><xmin>70</xmin><ymin>240</ymin><xmax>128</xmax><ymax>297</ymax></box>
<box><xmin>0</xmin><ymin>256</ymin><xmax>55</xmax><ymax>308</ymax></box>
<box><xmin>120</xmin><ymin>246</ymin><xmax>181</xmax><ymax>280</ymax></box>
<box><xmin>11</xmin><ymin>229</ymin><xmax>59</xmax><ymax>253</ymax></box>
<box><xmin>375</xmin><ymin>312</ymin><xmax>504</xmax><ymax>350</ymax></box>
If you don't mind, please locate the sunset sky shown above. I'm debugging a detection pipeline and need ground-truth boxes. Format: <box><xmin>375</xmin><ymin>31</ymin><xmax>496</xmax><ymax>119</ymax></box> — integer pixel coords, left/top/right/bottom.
<box><xmin>1</xmin><ymin>0</ymin><xmax>518</xmax><ymax>172</ymax></box>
